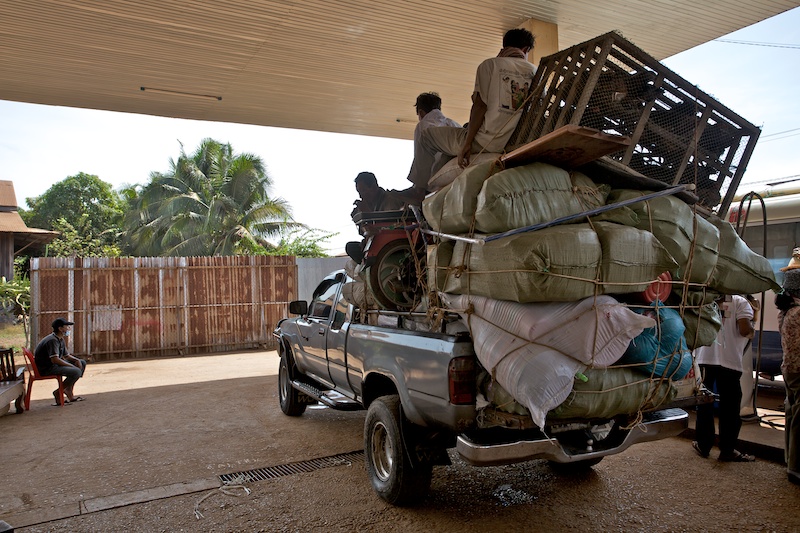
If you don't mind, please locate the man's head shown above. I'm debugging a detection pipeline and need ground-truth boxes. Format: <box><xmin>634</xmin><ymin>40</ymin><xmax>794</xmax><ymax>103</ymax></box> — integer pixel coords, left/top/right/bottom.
<box><xmin>52</xmin><ymin>317</ymin><xmax>74</xmax><ymax>333</ymax></box>
<box><xmin>415</xmin><ymin>92</ymin><xmax>442</xmax><ymax>119</ymax></box>
<box><xmin>354</xmin><ymin>171</ymin><xmax>380</xmax><ymax>204</ymax></box>
<box><xmin>503</xmin><ymin>28</ymin><xmax>535</xmax><ymax>53</ymax></box>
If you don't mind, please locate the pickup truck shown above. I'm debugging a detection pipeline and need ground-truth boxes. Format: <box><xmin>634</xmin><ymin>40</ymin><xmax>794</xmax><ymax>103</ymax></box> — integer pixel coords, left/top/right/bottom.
<box><xmin>274</xmin><ymin>270</ymin><xmax>692</xmax><ymax>505</ymax></box>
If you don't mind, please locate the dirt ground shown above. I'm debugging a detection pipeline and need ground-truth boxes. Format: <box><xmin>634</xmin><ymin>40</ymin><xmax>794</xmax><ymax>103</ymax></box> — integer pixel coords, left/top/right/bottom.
<box><xmin>3</xmin><ymin>350</ymin><xmax>800</xmax><ymax>532</ymax></box>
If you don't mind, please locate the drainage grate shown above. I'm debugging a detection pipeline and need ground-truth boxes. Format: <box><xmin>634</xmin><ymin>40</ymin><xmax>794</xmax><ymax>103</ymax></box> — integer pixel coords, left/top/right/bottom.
<box><xmin>218</xmin><ymin>450</ymin><xmax>364</xmax><ymax>484</ymax></box>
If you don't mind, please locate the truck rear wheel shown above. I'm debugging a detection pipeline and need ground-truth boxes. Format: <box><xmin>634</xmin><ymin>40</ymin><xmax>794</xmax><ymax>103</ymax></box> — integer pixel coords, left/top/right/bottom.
<box><xmin>279</xmin><ymin>352</ymin><xmax>307</xmax><ymax>417</ymax></box>
<box><xmin>364</xmin><ymin>395</ymin><xmax>432</xmax><ymax>506</ymax></box>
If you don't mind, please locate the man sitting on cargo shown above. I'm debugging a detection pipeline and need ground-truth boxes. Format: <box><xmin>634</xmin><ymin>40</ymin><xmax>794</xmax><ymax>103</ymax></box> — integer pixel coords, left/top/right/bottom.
<box><xmin>404</xmin><ymin>28</ymin><xmax>537</xmax><ymax>198</ymax></box>
<box><xmin>350</xmin><ymin>171</ymin><xmax>404</xmax><ymax>218</ymax></box>
<box><xmin>346</xmin><ymin>171</ymin><xmax>405</xmax><ymax>263</ymax></box>
<box><xmin>403</xmin><ymin>92</ymin><xmax>461</xmax><ymax>187</ymax></box>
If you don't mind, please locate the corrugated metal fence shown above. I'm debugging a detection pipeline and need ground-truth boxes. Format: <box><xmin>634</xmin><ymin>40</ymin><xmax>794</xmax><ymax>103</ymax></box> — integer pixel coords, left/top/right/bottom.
<box><xmin>30</xmin><ymin>256</ymin><xmax>297</xmax><ymax>361</ymax></box>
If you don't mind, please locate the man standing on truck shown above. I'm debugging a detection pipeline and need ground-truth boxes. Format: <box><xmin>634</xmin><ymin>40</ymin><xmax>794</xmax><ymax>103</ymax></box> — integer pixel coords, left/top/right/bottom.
<box><xmin>404</xmin><ymin>28</ymin><xmax>537</xmax><ymax>197</ymax></box>
<box><xmin>693</xmin><ymin>294</ymin><xmax>755</xmax><ymax>462</ymax></box>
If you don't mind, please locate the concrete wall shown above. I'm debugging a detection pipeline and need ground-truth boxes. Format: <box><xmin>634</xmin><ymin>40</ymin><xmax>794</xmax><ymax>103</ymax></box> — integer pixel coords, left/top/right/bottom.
<box><xmin>296</xmin><ymin>256</ymin><xmax>349</xmax><ymax>303</ymax></box>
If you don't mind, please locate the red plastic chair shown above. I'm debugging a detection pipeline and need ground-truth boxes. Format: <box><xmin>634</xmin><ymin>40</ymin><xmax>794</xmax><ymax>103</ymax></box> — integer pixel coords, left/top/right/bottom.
<box><xmin>22</xmin><ymin>347</ymin><xmax>65</xmax><ymax>408</ymax></box>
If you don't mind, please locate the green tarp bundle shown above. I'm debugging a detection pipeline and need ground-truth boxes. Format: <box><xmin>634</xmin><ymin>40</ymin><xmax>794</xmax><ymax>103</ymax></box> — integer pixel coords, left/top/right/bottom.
<box><xmin>548</xmin><ymin>367</ymin><xmax>676</xmax><ymax>420</ymax></box>
<box><xmin>706</xmin><ymin>215</ymin><xmax>780</xmax><ymax>294</ymax></box>
<box><xmin>423</xmin><ymin>161</ymin><xmax>609</xmax><ymax>235</ymax></box>
<box><xmin>443</xmin><ymin>223</ymin><xmax>677</xmax><ymax>303</ymax></box>
<box><xmin>474</xmin><ymin>164</ymin><xmax>609</xmax><ymax>233</ymax></box>
<box><xmin>606</xmin><ymin>189</ymin><xmax>719</xmax><ymax>284</ymax></box>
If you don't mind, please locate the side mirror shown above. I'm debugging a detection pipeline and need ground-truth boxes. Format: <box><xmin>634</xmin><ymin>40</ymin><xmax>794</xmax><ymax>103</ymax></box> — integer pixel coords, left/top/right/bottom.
<box><xmin>289</xmin><ymin>300</ymin><xmax>308</xmax><ymax>316</ymax></box>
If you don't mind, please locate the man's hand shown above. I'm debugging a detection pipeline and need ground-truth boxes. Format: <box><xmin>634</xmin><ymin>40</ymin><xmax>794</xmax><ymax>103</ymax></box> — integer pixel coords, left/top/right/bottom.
<box><xmin>460</xmin><ymin>91</ymin><xmax>487</xmax><ymax>168</ymax></box>
<box><xmin>458</xmin><ymin>143</ymin><xmax>472</xmax><ymax>168</ymax></box>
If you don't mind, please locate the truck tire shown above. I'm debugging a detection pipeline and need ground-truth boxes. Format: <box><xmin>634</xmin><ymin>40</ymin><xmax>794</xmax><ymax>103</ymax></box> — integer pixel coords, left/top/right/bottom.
<box><xmin>279</xmin><ymin>352</ymin><xmax>307</xmax><ymax>417</ymax></box>
<box><xmin>364</xmin><ymin>395</ymin><xmax>432</xmax><ymax>506</ymax></box>
<box><xmin>367</xmin><ymin>239</ymin><xmax>424</xmax><ymax>311</ymax></box>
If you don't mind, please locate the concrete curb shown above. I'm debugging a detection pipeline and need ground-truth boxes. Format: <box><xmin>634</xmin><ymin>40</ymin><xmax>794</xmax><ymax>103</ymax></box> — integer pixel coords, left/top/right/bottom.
<box><xmin>3</xmin><ymin>477</ymin><xmax>219</xmax><ymax>529</ymax></box>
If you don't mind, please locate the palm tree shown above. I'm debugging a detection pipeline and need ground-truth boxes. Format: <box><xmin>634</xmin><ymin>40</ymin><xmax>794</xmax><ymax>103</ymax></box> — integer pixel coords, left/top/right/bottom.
<box><xmin>122</xmin><ymin>139</ymin><xmax>293</xmax><ymax>256</ymax></box>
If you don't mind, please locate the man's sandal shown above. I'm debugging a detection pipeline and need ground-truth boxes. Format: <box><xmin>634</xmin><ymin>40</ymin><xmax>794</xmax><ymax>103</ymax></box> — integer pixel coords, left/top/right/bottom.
<box><xmin>692</xmin><ymin>441</ymin><xmax>709</xmax><ymax>458</ymax></box>
<box><xmin>52</xmin><ymin>390</ymin><xmax>70</xmax><ymax>406</ymax></box>
<box><xmin>718</xmin><ymin>450</ymin><xmax>755</xmax><ymax>462</ymax></box>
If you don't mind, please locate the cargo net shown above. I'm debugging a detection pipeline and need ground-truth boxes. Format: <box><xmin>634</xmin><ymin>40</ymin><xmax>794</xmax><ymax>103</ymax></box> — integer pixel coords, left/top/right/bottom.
<box><xmin>507</xmin><ymin>31</ymin><xmax>760</xmax><ymax>212</ymax></box>
<box><xmin>343</xmin><ymin>156</ymin><xmax>777</xmax><ymax>430</ymax></box>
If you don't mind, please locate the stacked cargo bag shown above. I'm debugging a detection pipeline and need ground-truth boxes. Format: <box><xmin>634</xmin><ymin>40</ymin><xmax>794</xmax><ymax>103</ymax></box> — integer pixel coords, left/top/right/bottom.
<box><xmin>443</xmin><ymin>225</ymin><xmax>602</xmax><ymax>302</ymax></box>
<box><xmin>705</xmin><ymin>215</ymin><xmax>780</xmax><ymax>294</ymax></box>
<box><xmin>673</xmin><ymin>290</ymin><xmax>722</xmax><ymax>350</ymax></box>
<box><xmin>605</xmin><ymin>189</ymin><xmax>720</xmax><ymax>285</ymax></box>
<box><xmin>443</xmin><ymin>222</ymin><xmax>679</xmax><ymax>302</ymax></box>
<box><xmin>592</xmin><ymin>221</ymin><xmax>678</xmax><ymax>294</ymax></box>
<box><xmin>440</xmin><ymin>293</ymin><xmax>655</xmax><ymax>367</ymax></box>
<box><xmin>426</xmin><ymin>241</ymin><xmax>455</xmax><ymax>293</ymax></box>
<box><xmin>473</xmin><ymin>164</ymin><xmax>609</xmax><ymax>233</ymax></box>
<box><xmin>424</xmin><ymin>161</ymin><xmax>608</xmax><ymax>235</ymax></box>
<box><xmin>422</xmin><ymin>160</ymin><xmax>502</xmax><ymax>234</ymax></box>
<box><xmin>441</xmin><ymin>292</ymin><xmax>656</xmax><ymax>428</ymax></box>
<box><xmin>616</xmin><ymin>303</ymin><xmax>693</xmax><ymax>380</ymax></box>
<box><xmin>428</xmin><ymin>153</ymin><xmax>500</xmax><ymax>192</ymax></box>
<box><xmin>548</xmin><ymin>367</ymin><xmax>676</xmax><ymax>420</ymax></box>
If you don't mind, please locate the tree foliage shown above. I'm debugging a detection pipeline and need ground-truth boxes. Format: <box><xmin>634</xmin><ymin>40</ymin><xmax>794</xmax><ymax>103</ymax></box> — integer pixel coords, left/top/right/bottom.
<box><xmin>22</xmin><ymin>172</ymin><xmax>124</xmax><ymax>236</ymax></box>
<box><xmin>121</xmin><ymin>139</ymin><xmax>295</xmax><ymax>256</ymax></box>
<box><xmin>47</xmin><ymin>216</ymin><xmax>122</xmax><ymax>257</ymax></box>
<box><xmin>266</xmin><ymin>226</ymin><xmax>335</xmax><ymax>258</ymax></box>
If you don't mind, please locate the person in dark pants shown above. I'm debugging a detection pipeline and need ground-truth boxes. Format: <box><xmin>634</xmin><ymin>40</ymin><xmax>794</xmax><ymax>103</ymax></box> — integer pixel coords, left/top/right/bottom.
<box><xmin>693</xmin><ymin>295</ymin><xmax>755</xmax><ymax>461</ymax></box>
<box><xmin>33</xmin><ymin>317</ymin><xmax>87</xmax><ymax>404</ymax></box>
<box><xmin>777</xmin><ymin>248</ymin><xmax>800</xmax><ymax>484</ymax></box>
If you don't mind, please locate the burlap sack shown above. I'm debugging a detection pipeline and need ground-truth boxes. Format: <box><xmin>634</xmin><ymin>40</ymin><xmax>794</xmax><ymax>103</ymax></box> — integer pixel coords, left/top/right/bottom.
<box><xmin>606</xmin><ymin>189</ymin><xmax>719</xmax><ymax>284</ymax></box>
<box><xmin>443</xmin><ymin>225</ymin><xmax>602</xmax><ymax>302</ymax></box>
<box><xmin>428</xmin><ymin>152</ymin><xmax>500</xmax><ymax>192</ymax></box>
<box><xmin>706</xmin><ymin>215</ymin><xmax>780</xmax><ymax>294</ymax></box>
<box><xmin>422</xmin><ymin>160</ymin><xmax>502</xmax><ymax>234</ymax></box>
<box><xmin>548</xmin><ymin>367</ymin><xmax>676</xmax><ymax>420</ymax></box>
<box><xmin>474</xmin><ymin>163</ymin><xmax>610</xmax><ymax>233</ymax></box>
<box><xmin>592</xmin><ymin>221</ymin><xmax>679</xmax><ymax>294</ymax></box>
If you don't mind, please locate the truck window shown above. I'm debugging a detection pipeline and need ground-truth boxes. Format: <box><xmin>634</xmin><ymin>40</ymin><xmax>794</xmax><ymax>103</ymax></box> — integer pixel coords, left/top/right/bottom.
<box><xmin>331</xmin><ymin>288</ymin><xmax>350</xmax><ymax>330</ymax></box>
<box><xmin>309</xmin><ymin>279</ymin><xmax>340</xmax><ymax>320</ymax></box>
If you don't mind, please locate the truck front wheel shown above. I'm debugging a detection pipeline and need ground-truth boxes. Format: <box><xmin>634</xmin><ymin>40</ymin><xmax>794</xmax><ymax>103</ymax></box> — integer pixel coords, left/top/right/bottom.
<box><xmin>279</xmin><ymin>352</ymin><xmax>307</xmax><ymax>417</ymax></box>
<box><xmin>364</xmin><ymin>395</ymin><xmax>432</xmax><ymax>506</ymax></box>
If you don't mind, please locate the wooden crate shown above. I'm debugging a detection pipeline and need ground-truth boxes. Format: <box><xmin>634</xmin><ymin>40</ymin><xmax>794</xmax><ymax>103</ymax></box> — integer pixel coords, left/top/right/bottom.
<box><xmin>507</xmin><ymin>31</ymin><xmax>760</xmax><ymax>213</ymax></box>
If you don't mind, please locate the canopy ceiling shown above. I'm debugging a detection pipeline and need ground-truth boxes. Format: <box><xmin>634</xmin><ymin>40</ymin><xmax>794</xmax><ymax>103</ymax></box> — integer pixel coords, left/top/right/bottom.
<box><xmin>1</xmin><ymin>1</ymin><xmax>798</xmax><ymax>140</ymax></box>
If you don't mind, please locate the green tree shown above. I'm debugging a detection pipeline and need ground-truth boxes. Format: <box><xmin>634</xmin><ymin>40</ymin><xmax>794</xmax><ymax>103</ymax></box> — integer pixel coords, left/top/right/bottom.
<box><xmin>47</xmin><ymin>216</ymin><xmax>122</xmax><ymax>257</ymax></box>
<box><xmin>22</xmin><ymin>172</ymin><xmax>124</xmax><ymax>236</ymax></box>
<box><xmin>266</xmin><ymin>226</ymin><xmax>335</xmax><ymax>258</ymax></box>
<box><xmin>122</xmin><ymin>139</ymin><xmax>294</xmax><ymax>256</ymax></box>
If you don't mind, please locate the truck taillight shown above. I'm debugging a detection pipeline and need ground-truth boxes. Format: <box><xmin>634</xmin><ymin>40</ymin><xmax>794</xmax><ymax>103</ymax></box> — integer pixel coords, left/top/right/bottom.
<box><xmin>449</xmin><ymin>357</ymin><xmax>476</xmax><ymax>405</ymax></box>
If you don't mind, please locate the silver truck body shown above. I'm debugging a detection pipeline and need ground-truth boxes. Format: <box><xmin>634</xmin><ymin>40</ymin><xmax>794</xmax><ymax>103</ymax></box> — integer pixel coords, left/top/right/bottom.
<box><xmin>274</xmin><ymin>270</ymin><xmax>690</xmax><ymax>504</ymax></box>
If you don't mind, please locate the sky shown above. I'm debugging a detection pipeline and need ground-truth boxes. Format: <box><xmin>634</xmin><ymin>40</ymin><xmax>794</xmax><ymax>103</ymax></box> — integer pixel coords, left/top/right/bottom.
<box><xmin>1</xmin><ymin>7</ymin><xmax>798</xmax><ymax>255</ymax></box>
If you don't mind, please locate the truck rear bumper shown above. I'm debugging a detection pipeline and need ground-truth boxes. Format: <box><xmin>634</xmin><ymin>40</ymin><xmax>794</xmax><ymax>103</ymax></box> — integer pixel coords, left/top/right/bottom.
<box><xmin>456</xmin><ymin>408</ymin><xmax>688</xmax><ymax>467</ymax></box>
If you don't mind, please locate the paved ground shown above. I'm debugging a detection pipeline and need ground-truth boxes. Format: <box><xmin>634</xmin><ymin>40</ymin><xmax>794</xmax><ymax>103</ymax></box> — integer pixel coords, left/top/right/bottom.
<box><xmin>0</xmin><ymin>350</ymin><xmax>364</xmax><ymax>529</ymax></box>
<box><xmin>1</xmin><ymin>350</ymin><xmax>798</xmax><ymax>532</ymax></box>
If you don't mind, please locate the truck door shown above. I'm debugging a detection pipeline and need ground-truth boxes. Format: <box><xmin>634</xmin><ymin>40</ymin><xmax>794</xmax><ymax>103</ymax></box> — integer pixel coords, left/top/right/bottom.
<box><xmin>326</xmin><ymin>285</ymin><xmax>357</xmax><ymax>396</ymax></box>
<box><xmin>293</xmin><ymin>275</ymin><xmax>341</xmax><ymax>387</ymax></box>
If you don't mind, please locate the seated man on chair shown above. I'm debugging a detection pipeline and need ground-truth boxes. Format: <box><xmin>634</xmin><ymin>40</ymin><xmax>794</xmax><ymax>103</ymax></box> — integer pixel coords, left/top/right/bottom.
<box><xmin>34</xmin><ymin>318</ymin><xmax>87</xmax><ymax>404</ymax></box>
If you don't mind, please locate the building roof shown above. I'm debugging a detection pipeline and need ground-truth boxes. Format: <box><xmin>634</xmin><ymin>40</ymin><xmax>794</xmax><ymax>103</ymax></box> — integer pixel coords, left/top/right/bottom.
<box><xmin>1</xmin><ymin>1</ymin><xmax>798</xmax><ymax>140</ymax></box>
<box><xmin>0</xmin><ymin>182</ymin><xmax>58</xmax><ymax>254</ymax></box>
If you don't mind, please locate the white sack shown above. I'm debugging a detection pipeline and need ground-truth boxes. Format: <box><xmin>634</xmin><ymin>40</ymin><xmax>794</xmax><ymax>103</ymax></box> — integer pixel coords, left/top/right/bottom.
<box><xmin>453</xmin><ymin>306</ymin><xmax>584</xmax><ymax>429</ymax></box>
<box><xmin>441</xmin><ymin>293</ymin><xmax>654</xmax><ymax>367</ymax></box>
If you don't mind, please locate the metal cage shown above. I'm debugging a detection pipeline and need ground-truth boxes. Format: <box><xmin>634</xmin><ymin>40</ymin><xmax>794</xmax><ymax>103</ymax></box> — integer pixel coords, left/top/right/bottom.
<box><xmin>508</xmin><ymin>31</ymin><xmax>760</xmax><ymax>214</ymax></box>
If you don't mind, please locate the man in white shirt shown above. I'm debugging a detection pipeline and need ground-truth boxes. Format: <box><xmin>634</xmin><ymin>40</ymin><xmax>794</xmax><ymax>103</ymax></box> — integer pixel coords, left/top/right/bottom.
<box><xmin>405</xmin><ymin>28</ymin><xmax>537</xmax><ymax>195</ymax></box>
<box><xmin>693</xmin><ymin>294</ymin><xmax>755</xmax><ymax>461</ymax></box>
<box><xmin>404</xmin><ymin>92</ymin><xmax>461</xmax><ymax>187</ymax></box>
